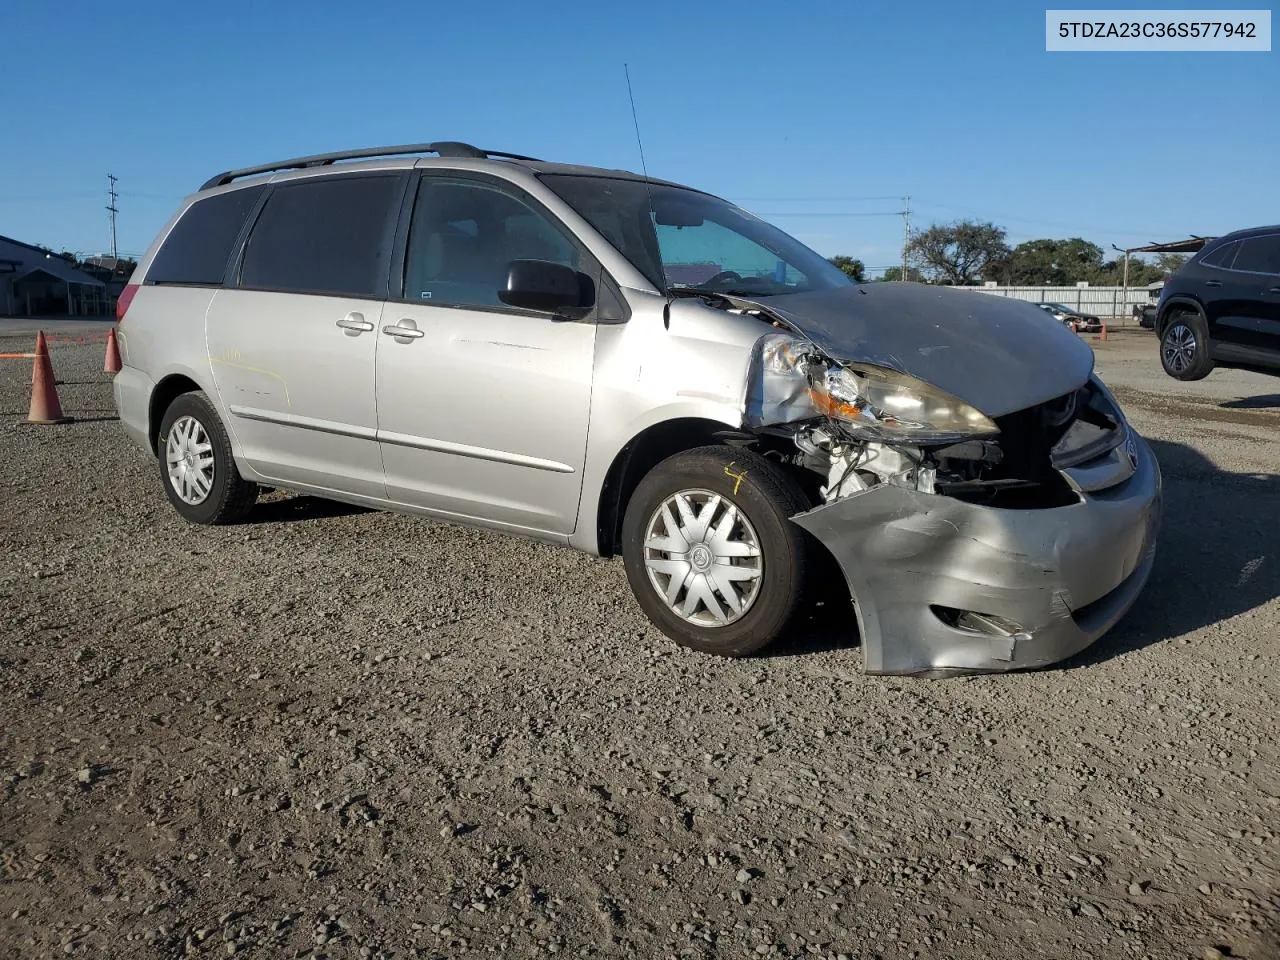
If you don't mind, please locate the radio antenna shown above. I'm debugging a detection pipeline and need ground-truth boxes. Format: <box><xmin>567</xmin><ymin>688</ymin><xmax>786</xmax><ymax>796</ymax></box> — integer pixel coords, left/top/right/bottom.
<box><xmin>624</xmin><ymin>63</ymin><xmax>651</xmax><ymax>182</ymax></box>
<box><xmin>624</xmin><ymin>63</ymin><xmax>669</xmax><ymax>303</ymax></box>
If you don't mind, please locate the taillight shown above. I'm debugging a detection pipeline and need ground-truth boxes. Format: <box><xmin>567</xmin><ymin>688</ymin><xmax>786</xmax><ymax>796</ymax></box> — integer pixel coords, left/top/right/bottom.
<box><xmin>116</xmin><ymin>283</ymin><xmax>139</xmax><ymax>323</ymax></box>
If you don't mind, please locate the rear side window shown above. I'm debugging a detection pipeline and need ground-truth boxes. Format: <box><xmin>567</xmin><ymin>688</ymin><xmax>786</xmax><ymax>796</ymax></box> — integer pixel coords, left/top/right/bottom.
<box><xmin>146</xmin><ymin>186</ymin><xmax>265</xmax><ymax>285</ymax></box>
<box><xmin>1199</xmin><ymin>241</ymin><xmax>1238</xmax><ymax>269</ymax></box>
<box><xmin>238</xmin><ymin>174</ymin><xmax>403</xmax><ymax>298</ymax></box>
<box><xmin>1230</xmin><ymin>236</ymin><xmax>1280</xmax><ymax>275</ymax></box>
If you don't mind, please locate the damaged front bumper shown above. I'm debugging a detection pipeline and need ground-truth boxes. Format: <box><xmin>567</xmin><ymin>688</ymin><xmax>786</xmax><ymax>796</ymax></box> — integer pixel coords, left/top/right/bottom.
<box><xmin>791</xmin><ymin>431</ymin><xmax>1162</xmax><ymax>676</ymax></box>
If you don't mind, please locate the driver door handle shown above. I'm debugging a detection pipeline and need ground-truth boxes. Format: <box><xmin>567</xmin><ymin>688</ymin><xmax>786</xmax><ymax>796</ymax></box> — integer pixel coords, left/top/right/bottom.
<box><xmin>382</xmin><ymin>320</ymin><xmax>425</xmax><ymax>340</ymax></box>
<box><xmin>1204</xmin><ymin>280</ymin><xmax>1223</xmax><ymax>288</ymax></box>
<box><xmin>1268</xmin><ymin>286</ymin><xmax>1280</xmax><ymax>295</ymax></box>
<box><xmin>336</xmin><ymin>312</ymin><xmax>374</xmax><ymax>334</ymax></box>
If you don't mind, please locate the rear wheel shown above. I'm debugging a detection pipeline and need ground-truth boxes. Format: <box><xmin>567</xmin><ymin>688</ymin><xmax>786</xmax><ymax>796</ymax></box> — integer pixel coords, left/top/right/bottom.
<box><xmin>1160</xmin><ymin>311</ymin><xmax>1214</xmax><ymax>381</ymax></box>
<box><xmin>621</xmin><ymin>446</ymin><xmax>816</xmax><ymax>657</ymax></box>
<box><xmin>157</xmin><ymin>391</ymin><xmax>259</xmax><ymax>524</ymax></box>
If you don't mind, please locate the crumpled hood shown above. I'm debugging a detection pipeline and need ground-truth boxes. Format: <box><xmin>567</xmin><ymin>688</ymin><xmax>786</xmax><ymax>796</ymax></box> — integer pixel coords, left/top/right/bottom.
<box><xmin>737</xmin><ymin>283</ymin><xmax>1095</xmax><ymax>418</ymax></box>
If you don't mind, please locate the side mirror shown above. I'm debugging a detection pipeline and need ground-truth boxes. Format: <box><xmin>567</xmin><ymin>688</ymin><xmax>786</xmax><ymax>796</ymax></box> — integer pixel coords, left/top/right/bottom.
<box><xmin>499</xmin><ymin>259</ymin><xmax>595</xmax><ymax>317</ymax></box>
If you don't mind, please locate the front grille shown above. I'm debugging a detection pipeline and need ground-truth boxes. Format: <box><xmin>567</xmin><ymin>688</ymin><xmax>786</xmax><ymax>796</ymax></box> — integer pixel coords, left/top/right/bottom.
<box><xmin>1049</xmin><ymin>382</ymin><xmax>1124</xmax><ymax>469</ymax></box>
<box><xmin>990</xmin><ymin>391</ymin><xmax>1080</xmax><ymax>485</ymax></box>
<box><xmin>934</xmin><ymin>385</ymin><xmax>1115</xmax><ymax>509</ymax></box>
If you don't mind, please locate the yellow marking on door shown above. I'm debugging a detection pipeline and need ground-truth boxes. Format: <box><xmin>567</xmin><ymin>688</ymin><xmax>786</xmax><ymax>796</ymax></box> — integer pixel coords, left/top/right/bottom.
<box><xmin>723</xmin><ymin>462</ymin><xmax>748</xmax><ymax>496</ymax></box>
<box><xmin>208</xmin><ymin>356</ymin><xmax>293</xmax><ymax>408</ymax></box>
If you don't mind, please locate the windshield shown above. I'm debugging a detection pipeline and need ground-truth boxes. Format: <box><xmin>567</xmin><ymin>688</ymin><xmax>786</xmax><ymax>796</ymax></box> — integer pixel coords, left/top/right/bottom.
<box><xmin>538</xmin><ymin>174</ymin><xmax>854</xmax><ymax>297</ymax></box>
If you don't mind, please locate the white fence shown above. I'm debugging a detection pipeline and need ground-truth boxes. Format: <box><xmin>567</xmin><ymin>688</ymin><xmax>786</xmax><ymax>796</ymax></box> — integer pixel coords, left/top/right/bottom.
<box><xmin>957</xmin><ymin>285</ymin><xmax>1153</xmax><ymax>323</ymax></box>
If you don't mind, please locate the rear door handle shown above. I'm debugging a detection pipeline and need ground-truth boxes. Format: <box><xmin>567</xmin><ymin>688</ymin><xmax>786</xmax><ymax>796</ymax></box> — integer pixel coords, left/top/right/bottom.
<box><xmin>337</xmin><ymin>312</ymin><xmax>374</xmax><ymax>334</ymax></box>
<box><xmin>382</xmin><ymin>320</ymin><xmax>425</xmax><ymax>340</ymax></box>
<box><xmin>1204</xmin><ymin>280</ymin><xmax>1223</xmax><ymax>288</ymax></box>
<box><xmin>1268</xmin><ymin>286</ymin><xmax>1280</xmax><ymax>294</ymax></box>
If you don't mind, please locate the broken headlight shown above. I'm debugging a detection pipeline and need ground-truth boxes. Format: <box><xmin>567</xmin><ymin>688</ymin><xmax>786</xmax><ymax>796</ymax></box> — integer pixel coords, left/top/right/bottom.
<box><xmin>745</xmin><ymin>332</ymin><xmax>999</xmax><ymax>444</ymax></box>
<box><xmin>811</xmin><ymin>363</ymin><xmax>999</xmax><ymax>444</ymax></box>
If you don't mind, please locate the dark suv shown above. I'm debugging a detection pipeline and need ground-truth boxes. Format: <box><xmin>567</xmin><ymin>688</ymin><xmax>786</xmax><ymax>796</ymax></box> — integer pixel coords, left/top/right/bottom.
<box><xmin>1157</xmin><ymin>226</ymin><xmax>1280</xmax><ymax>380</ymax></box>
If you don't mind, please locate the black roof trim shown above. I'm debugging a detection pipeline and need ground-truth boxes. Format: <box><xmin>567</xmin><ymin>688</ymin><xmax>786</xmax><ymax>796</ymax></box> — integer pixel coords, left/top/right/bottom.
<box><xmin>199</xmin><ymin>142</ymin><xmax>542</xmax><ymax>190</ymax></box>
<box><xmin>1219</xmin><ymin>224</ymin><xmax>1280</xmax><ymax>240</ymax></box>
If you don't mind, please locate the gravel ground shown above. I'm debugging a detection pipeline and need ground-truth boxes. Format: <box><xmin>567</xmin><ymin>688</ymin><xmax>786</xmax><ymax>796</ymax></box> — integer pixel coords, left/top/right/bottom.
<box><xmin>2</xmin><ymin>325</ymin><xmax>1278</xmax><ymax>960</ymax></box>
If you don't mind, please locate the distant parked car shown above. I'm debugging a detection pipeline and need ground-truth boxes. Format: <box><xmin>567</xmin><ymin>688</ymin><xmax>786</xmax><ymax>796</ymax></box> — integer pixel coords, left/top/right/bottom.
<box><xmin>1156</xmin><ymin>225</ymin><xmax>1280</xmax><ymax>380</ymax></box>
<box><xmin>1132</xmin><ymin>301</ymin><xmax>1157</xmax><ymax>329</ymax></box>
<box><xmin>1036</xmin><ymin>302</ymin><xmax>1103</xmax><ymax>333</ymax></box>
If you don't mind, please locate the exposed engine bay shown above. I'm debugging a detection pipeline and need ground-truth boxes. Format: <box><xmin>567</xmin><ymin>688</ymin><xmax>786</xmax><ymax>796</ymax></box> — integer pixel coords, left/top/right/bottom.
<box><xmin>732</xmin><ymin>306</ymin><xmax>1130</xmax><ymax>508</ymax></box>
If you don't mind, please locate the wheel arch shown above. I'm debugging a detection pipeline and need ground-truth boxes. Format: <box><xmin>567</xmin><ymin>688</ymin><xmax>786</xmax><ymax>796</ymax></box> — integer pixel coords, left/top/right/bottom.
<box><xmin>593</xmin><ymin>417</ymin><xmax>807</xmax><ymax>558</ymax></box>
<box><xmin>148</xmin><ymin>372</ymin><xmax>207</xmax><ymax>454</ymax></box>
<box><xmin>1156</xmin><ymin>296</ymin><xmax>1205</xmax><ymax>336</ymax></box>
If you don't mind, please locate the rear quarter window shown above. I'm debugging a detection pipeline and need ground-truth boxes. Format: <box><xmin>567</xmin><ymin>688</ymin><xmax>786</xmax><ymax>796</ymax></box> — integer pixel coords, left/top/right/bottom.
<box><xmin>146</xmin><ymin>186</ymin><xmax>266</xmax><ymax>285</ymax></box>
<box><xmin>1198</xmin><ymin>240</ymin><xmax>1239</xmax><ymax>270</ymax></box>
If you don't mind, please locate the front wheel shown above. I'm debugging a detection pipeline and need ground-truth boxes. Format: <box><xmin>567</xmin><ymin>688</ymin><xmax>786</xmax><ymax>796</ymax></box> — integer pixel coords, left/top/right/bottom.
<box><xmin>1160</xmin><ymin>311</ymin><xmax>1214</xmax><ymax>381</ymax></box>
<box><xmin>621</xmin><ymin>446</ymin><xmax>816</xmax><ymax>657</ymax></box>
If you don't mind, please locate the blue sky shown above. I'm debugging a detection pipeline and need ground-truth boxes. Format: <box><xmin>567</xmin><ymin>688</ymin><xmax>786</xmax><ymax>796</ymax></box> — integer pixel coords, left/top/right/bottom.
<box><xmin>2</xmin><ymin>0</ymin><xmax>1275</xmax><ymax>275</ymax></box>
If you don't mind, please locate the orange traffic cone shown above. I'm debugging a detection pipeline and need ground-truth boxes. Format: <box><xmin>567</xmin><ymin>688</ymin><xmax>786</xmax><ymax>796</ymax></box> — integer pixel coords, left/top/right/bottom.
<box><xmin>27</xmin><ymin>332</ymin><xmax>70</xmax><ymax>425</ymax></box>
<box><xmin>104</xmin><ymin>327</ymin><xmax>122</xmax><ymax>373</ymax></box>
<box><xmin>1099</xmin><ymin>324</ymin><xmax>1109</xmax><ymax>342</ymax></box>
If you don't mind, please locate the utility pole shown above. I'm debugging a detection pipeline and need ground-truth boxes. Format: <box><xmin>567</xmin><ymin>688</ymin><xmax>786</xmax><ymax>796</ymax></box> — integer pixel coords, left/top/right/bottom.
<box><xmin>900</xmin><ymin>195</ymin><xmax>911</xmax><ymax>281</ymax></box>
<box><xmin>106</xmin><ymin>174</ymin><xmax>119</xmax><ymax>261</ymax></box>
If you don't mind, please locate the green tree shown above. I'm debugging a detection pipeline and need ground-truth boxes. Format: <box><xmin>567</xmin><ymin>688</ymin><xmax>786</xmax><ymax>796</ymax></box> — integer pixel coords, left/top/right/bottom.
<box><xmin>1091</xmin><ymin>257</ymin><xmax>1164</xmax><ymax>286</ymax></box>
<box><xmin>906</xmin><ymin>221</ymin><xmax>1010</xmax><ymax>285</ymax></box>
<box><xmin>827</xmin><ymin>255</ymin><xmax>865</xmax><ymax>282</ymax></box>
<box><xmin>879</xmin><ymin>265</ymin><xmax>925</xmax><ymax>282</ymax></box>
<box><xmin>1156</xmin><ymin>253</ymin><xmax>1189</xmax><ymax>274</ymax></box>
<box><xmin>987</xmin><ymin>238</ymin><xmax>1105</xmax><ymax>285</ymax></box>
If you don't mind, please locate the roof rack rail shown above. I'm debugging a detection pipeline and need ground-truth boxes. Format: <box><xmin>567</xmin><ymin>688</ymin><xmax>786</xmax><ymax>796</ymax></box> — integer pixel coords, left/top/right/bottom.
<box><xmin>199</xmin><ymin>142</ymin><xmax>541</xmax><ymax>190</ymax></box>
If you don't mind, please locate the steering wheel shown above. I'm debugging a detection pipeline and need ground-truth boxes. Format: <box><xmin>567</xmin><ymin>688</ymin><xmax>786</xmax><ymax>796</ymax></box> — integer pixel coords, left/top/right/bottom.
<box><xmin>703</xmin><ymin>270</ymin><xmax>742</xmax><ymax>287</ymax></box>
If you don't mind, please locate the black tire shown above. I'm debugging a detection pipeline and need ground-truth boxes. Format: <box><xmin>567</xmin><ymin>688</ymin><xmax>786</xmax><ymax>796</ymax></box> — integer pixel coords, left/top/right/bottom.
<box><xmin>157</xmin><ymin>391</ymin><xmax>259</xmax><ymax>525</ymax></box>
<box><xmin>1160</xmin><ymin>310</ymin><xmax>1214</xmax><ymax>381</ymax></box>
<box><xmin>621</xmin><ymin>445</ymin><xmax>816</xmax><ymax>657</ymax></box>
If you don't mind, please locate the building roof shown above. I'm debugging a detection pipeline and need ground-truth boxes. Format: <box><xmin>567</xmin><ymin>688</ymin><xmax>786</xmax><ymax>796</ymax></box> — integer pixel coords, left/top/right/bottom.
<box><xmin>13</xmin><ymin>264</ymin><xmax>105</xmax><ymax>288</ymax></box>
<box><xmin>1120</xmin><ymin>236</ymin><xmax>1214</xmax><ymax>255</ymax></box>
<box><xmin>0</xmin><ymin>235</ymin><xmax>106</xmax><ymax>287</ymax></box>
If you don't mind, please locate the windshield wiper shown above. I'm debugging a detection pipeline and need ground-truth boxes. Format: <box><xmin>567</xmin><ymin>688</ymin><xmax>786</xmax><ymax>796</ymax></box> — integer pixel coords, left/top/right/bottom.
<box><xmin>666</xmin><ymin>286</ymin><xmax>777</xmax><ymax>300</ymax></box>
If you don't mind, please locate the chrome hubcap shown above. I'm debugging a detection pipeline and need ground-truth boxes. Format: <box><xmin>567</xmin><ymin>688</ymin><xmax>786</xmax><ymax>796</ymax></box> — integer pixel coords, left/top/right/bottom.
<box><xmin>643</xmin><ymin>489</ymin><xmax>763</xmax><ymax>627</ymax></box>
<box><xmin>1163</xmin><ymin>323</ymin><xmax>1197</xmax><ymax>374</ymax></box>
<box><xmin>165</xmin><ymin>415</ymin><xmax>215</xmax><ymax>505</ymax></box>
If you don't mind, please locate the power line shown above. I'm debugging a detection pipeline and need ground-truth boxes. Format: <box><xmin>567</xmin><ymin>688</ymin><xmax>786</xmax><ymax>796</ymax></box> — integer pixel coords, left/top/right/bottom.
<box><xmin>106</xmin><ymin>175</ymin><xmax>119</xmax><ymax>261</ymax></box>
<box><xmin>754</xmin><ymin>211</ymin><xmax>903</xmax><ymax>217</ymax></box>
<box><xmin>0</xmin><ymin>192</ymin><xmax>101</xmax><ymax>203</ymax></box>
<box><xmin>909</xmin><ymin>197</ymin><xmax>1163</xmax><ymax>239</ymax></box>
<box><xmin>734</xmin><ymin>195</ymin><xmax>904</xmax><ymax>202</ymax></box>
<box><xmin>901</xmin><ymin>195</ymin><xmax>911</xmax><ymax>281</ymax></box>
<box><xmin>733</xmin><ymin>192</ymin><xmax>1166</xmax><ymax>240</ymax></box>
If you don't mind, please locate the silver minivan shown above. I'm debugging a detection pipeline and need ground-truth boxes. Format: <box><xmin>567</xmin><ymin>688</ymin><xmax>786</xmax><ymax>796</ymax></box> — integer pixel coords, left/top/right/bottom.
<box><xmin>113</xmin><ymin>142</ymin><xmax>1161</xmax><ymax>675</ymax></box>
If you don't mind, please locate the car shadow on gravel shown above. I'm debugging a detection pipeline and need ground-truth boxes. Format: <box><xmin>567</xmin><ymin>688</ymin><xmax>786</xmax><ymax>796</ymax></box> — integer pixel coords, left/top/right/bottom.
<box><xmin>246</xmin><ymin>495</ymin><xmax>373</xmax><ymax>524</ymax></box>
<box><xmin>1</xmin><ymin>413</ymin><xmax>119</xmax><ymax>423</ymax></box>
<box><xmin>1221</xmin><ymin>393</ymin><xmax>1280</xmax><ymax>410</ymax></box>
<box><xmin>769</xmin><ymin>598</ymin><xmax>862</xmax><ymax>658</ymax></box>
<box><xmin>1065</xmin><ymin>438</ymin><xmax>1280</xmax><ymax>669</ymax></box>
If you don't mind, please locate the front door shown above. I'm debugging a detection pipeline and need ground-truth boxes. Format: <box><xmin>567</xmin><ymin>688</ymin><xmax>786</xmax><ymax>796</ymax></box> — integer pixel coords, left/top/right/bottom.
<box><xmin>1214</xmin><ymin>234</ymin><xmax>1280</xmax><ymax>366</ymax></box>
<box><xmin>206</xmin><ymin>171</ymin><xmax>408</xmax><ymax>498</ymax></box>
<box><xmin>374</xmin><ymin>172</ymin><xmax>597</xmax><ymax>535</ymax></box>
